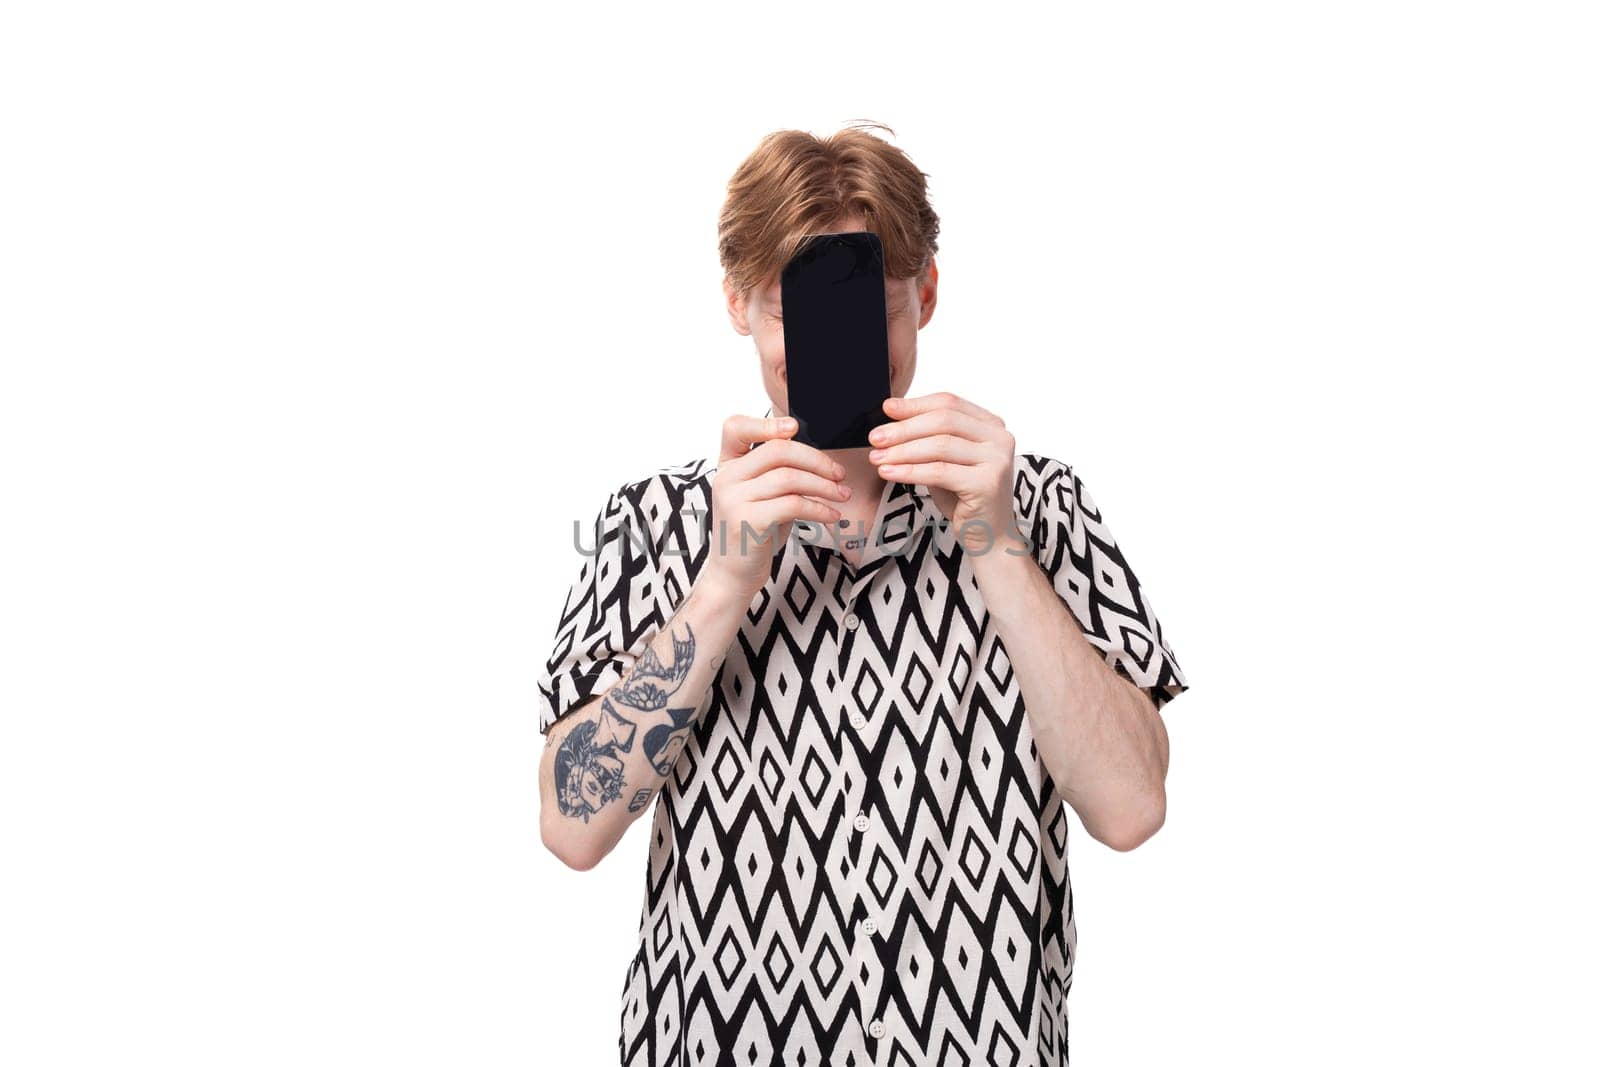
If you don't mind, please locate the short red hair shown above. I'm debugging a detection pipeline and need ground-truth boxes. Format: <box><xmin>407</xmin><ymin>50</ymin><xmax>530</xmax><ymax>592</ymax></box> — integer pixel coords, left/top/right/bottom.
<box><xmin>718</xmin><ymin>121</ymin><xmax>941</xmax><ymax>299</ymax></box>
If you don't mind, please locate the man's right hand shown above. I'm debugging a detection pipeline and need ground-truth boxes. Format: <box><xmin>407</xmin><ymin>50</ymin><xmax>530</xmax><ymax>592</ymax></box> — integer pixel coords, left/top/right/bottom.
<box><xmin>701</xmin><ymin>414</ymin><xmax>850</xmax><ymax>601</ymax></box>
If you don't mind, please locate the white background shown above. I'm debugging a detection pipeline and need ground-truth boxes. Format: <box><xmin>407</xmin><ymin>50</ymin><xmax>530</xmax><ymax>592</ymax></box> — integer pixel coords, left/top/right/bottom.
<box><xmin>3</xmin><ymin>2</ymin><xmax>1597</xmax><ymax>1063</ymax></box>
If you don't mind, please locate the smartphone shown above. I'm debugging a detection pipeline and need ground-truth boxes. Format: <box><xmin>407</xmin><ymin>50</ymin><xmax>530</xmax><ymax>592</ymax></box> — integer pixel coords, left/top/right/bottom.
<box><xmin>780</xmin><ymin>230</ymin><xmax>892</xmax><ymax>450</ymax></box>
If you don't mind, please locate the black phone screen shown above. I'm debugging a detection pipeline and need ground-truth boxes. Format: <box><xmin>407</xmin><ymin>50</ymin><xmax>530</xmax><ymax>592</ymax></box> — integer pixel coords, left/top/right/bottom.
<box><xmin>780</xmin><ymin>231</ymin><xmax>892</xmax><ymax>450</ymax></box>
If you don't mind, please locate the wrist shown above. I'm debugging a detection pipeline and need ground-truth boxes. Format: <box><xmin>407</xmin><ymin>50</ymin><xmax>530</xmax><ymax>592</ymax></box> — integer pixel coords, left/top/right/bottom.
<box><xmin>694</xmin><ymin>564</ymin><xmax>759</xmax><ymax>614</ymax></box>
<box><xmin>966</xmin><ymin>532</ymin><xmax>1038</xmax><ymax>603</ymax></box>
<box><xmin>958</xmin><ymin>509</ymin><xmax>1032</xmax><ymax>561</ymax></box>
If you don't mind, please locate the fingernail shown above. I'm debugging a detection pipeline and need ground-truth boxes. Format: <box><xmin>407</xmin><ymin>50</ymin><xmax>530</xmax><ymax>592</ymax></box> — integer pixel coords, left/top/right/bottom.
<box><xmin>839</xmin><ymin>484</ymin><xmax>851</xmax><ymax>498</ymax></box>
<box><xmin>780</xmin><ymin>417</ymin><xmax>796</xmax><ymax>429</ymax></box>
<box><xmin>868</xmin><ymin>449</ymin><xmax>885</xmax><ymax>461</ymax></box>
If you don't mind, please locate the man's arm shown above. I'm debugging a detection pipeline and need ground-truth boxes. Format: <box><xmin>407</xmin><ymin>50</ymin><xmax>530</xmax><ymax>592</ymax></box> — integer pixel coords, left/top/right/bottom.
<box><xmin>968</xmin><ymin>544</ymin><xmax>1170</xmax><ymax>851</ymax></box>
<box><xmin>539</xmin><ymin>413</ymin><xmax>849</xmax><ymax>871</ymax></box>
<box><xmin>865</xmin><ymin>391</ymin><xmax>1169</xmax><ymax>852</ymax></box>
<box><xmin>539</xmin><ymin>569</ymin><xmax>749</xmax><ymax>870</ymax></box>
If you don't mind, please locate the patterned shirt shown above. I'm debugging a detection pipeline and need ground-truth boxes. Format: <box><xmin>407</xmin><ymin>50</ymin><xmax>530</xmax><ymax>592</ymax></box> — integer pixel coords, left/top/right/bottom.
<box><xmin>537</xmin><ymin>450</ymin><xmax>1188</xmax><ymax>1066</ymax></box>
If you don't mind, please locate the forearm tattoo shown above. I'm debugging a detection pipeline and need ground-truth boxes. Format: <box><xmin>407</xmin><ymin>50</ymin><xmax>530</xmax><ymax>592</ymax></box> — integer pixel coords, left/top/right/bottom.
<box><xmin>553</xmin><ymin>623</ymin><xmax>698</xmax><ymax>821</ymax></box>
<box><xmin>609</xmin><ymin>628</ymin><xmax>696</xmax><ymax>712</ymax></box>
<box><xmin>554</xmin><ymin>699</ymin><xmax>637</xmax><ymax>821</ymax></box>
<box><xmin>643</xmin><ymin>707</ymin><xmax>696</xmax><ymax>776</ymax></box>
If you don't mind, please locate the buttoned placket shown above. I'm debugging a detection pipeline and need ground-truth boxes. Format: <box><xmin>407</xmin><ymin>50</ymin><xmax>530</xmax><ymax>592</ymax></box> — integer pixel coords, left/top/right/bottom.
<box><xmin>804</xmin><ymin>475</ymin><xmax>937</xmax><ymax>1058</ymax></box>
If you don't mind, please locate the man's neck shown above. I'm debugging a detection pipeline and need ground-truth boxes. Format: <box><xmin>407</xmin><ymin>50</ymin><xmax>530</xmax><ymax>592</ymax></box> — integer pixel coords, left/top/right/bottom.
<box><xmin>830</xmin><ymin>446</ymin><xmax>886</xmax><ymax>507</ymax></box>
<box><xmin>827</xmin><ymin>446</ymin><xmax>890</xmax><ymax>558</ymax></box>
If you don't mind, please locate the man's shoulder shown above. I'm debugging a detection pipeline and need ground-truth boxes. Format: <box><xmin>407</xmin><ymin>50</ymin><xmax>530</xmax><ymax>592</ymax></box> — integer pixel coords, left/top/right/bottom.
<box><xmin>608</xmin><ymin>456</ymin><xmax>716</xmax><ymax>517</ymax></box>
<box><xmin>1012</xmin><ymin>451</ymin><xmax>1077</xmax><ymax>520</ymax></box>
<box><xmin>1014</xmin><ymin>450</ymin><xmax>1075</xmax><ymax>480</ymax></box>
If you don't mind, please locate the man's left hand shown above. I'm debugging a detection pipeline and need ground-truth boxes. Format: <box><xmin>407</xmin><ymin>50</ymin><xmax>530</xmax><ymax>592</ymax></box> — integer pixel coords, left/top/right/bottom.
<box><xmin>868</xmin><ymin>392</ymin><xmax>1019</xmax><ymax>553</ymax></box>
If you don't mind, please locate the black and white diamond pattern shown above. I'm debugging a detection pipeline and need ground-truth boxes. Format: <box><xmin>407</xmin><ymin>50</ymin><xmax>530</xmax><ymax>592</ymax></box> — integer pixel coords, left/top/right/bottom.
<box><xmin>538</xmin><ymin>452</ymin><xmax>1188</xmax><ymax>1066</ymax></box>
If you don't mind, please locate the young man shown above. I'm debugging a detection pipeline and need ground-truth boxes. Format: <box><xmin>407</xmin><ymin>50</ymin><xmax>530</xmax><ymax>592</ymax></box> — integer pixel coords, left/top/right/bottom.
<box><xmin>536</xmin><ymin>124</ymin><xmax>1189</xmax><ymax>1066</ymax></box>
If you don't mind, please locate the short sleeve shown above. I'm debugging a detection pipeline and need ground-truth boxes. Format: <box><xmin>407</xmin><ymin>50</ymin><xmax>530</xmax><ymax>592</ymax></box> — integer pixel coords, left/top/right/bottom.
<box><xmin>1017</xmin><ymin>454</ymin><xmax>1190</xmax><ymax>710</ymax></box>
<box><xmin>535</xmin><ymin>482</ymin><xmax>664</xmax><ymax>735</ymax></box>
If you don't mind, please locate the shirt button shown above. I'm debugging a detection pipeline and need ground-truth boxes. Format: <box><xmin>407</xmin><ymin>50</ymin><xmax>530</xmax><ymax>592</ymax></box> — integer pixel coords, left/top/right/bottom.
<box><xmin>862</xmin><ymin>918</ymin><xmax>878</xmax><ymax>935</ymax></box>
<box><xmin>844</xmin><ymin>612</ymin><xmax>860</xmax><ymax>630</ymax></box>
<box><xmin>849</xmin><ymin>712</ymin><xmax>866</xmax><ymax>730</ymax></box>
<box><xmin>868</xmin><ymin>1019</ymin><xmax>885</xmax><ymax>1039</ymax></box>
<box><xmin>853</xmin><ymin>812</ymin><xmax>870</xmax><ymax>832</ymax></box>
